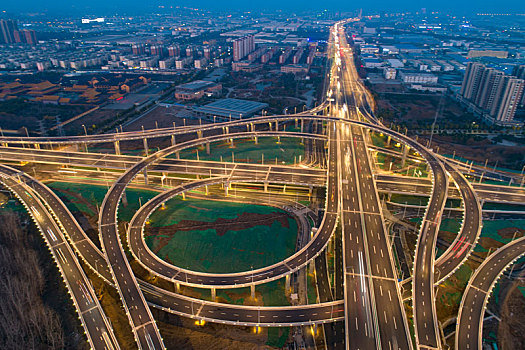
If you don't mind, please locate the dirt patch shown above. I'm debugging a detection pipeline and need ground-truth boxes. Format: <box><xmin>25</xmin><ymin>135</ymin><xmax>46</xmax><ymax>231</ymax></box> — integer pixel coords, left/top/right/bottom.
<box><xmin>498</xmin><ymin>227</ymin><xmax>525</xmax><ymax>240</ymax></box>
<box><xmin>497</xmin><ymin>280</ymin><xmax>525</xmax><ymax>350</ymax></box>
<box><xmin>478</xmin><ymin>236</ymin><xmax>504</xmax><ymax>251</ymax></box>
<box><xmin>124</xmin><ymin>105</ymin><xmax>199</xmax><ymax>131</ymax></box>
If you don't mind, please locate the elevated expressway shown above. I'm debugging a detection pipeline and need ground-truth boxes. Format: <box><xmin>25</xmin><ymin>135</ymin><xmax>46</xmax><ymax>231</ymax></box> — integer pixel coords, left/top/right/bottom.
<box><xmin>3</xmin><ymin>146</ymin><xmax>525</xmax><ymax>205</ymax></box>
<box><xmin>0</xmin><ymin>117</ymin><xmax>500</xmax><ymax>350</ymax></box>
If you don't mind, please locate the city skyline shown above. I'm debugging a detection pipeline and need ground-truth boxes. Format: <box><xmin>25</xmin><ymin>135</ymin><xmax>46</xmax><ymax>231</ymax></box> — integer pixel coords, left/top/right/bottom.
<box><xmin>1</xmin><ymin>1</ymin><xmax>525</xmax><ymax>15</ymax></box>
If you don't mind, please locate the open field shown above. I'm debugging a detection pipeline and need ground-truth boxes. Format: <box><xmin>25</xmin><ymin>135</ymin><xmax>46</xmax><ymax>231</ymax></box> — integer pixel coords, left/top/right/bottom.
<box><xmin>145</xmin><ymin>196</ymin><xmax>298</xmax><ymax>274</ymax></box>
<box><xmin>173</xmin><ymin>136</ymin><xmax>305</xmax><ymax>165</ymax></box>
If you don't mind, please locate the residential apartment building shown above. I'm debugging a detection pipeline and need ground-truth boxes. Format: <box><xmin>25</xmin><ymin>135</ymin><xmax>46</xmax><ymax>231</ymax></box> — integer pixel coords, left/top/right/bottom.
<box><xmin>460</xmin><ymin>62</ymin><xmax>524</xmax><ymax>124</ymax></box>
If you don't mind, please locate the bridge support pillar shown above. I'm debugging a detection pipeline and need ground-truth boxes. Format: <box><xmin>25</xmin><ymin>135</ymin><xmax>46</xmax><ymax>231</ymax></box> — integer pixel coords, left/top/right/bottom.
<box><xmin>35</xmin><ymin>143</ymin><xmax>40</xmax><ymax>149</ymax></box>
<box><xmin>285</xmin><ymin>274</ymin><xmax>291</xmax><ymax>293</ymax></box>
<box><xmin>230</xmin><ymin>138</ymin><xmax>234</xmax><ymax>148</ymax></box>
<box><xmin>264</xmin><ymin>182</ymin><xmax>268</xmax><ymax>193</ymax></box>
<box><xmin>206</xmin><ymin>142</ymin><xmax>210</xmax><ymax>155</ymax></box>
<box><xmin>254</xmin><ymin>136</ymin><xmax>258</xmax><ymax>144</ymax></box>
<box><xmin>225</xmin><ymin>126</ymin><xmax>229</xmax><ymax>134</ymax></box>
<box><xmin>143</xmin><ymin>138</ymin><xmax>149</xmax><ymax>157</ymax></box>
<box><xmin>225</xmin><ymin>183</ymin><xmax>229</xmax><ymax>196</ymax></box>
<box><xmin>275</xmin><ymin>121</ymin><xmax>278</xmax><ymax>132</ymax></box>
<box><xmin>250</xmin><ymin>285</ymin><xmax>255</xmax><ymax>299</ymax></box>
<box><xmin>211</xmin><ymin>288</ymin><xmax>216</xmax><ymax>301</ymax></box>
<box><xmin>143</xmin><ymin>168</ymin><xmax>148</xmax><ymax>185</ymax></box>
<box><xmin>114</xmin><ymin>140</ymin><xmax>121</xmax><ymax>155</ymax></box>
<box><xmin>176</xmin><ymin>151</ymin><xmax>180</xmax><ymax>159</ymax></box>
<box><xmin>182</xmin><ymin>192</ymin><xmax>186</xmax><ymax>200</ymax></box>
<box><xmin>386</xmin><ymin>135</ymin><xmax>391</xmax><ymax>147</ymax></box>
<box><xmin>309</xmin><ymin>185</ymin><xmax>313</xmax><ymax>197</ymax></box>
<box><xmin>309</xmin><ymin>261</ymin><xmax>315</xmax><ymax>274</ymax></box>
<box><xmin>295</xmin><ymin>118</ymin><xmax>298</xmax><ymax>128</ymax></box>
<box><xmin>277</xmin><ymin>136</ymin><xmax>281</xmax><ymax>144</ymax></box>
<box><xmin>175</xmin><ymin>282</ymin><xmax>180</xmax><ymax>293</ymax></box>
<box><xmin>171</xmin><ymin>135</ymin><xmax>176</xmax><ymax>146</ymax></box>
<box><xmin>83</xmin><ymin>142</ymin><xmax>88</xmax><ymax>153</ymax></box>
<box><xmin>122</xmin><ymin>190</ymin><xmax>128</xmax><ymax>207</ymax></box>
<box><xmin>205</xmin><ymin>185</ymin><xmax>209</xmax><ymax>195</ymax></box>
<box><xmin>401</xmin><ymin>145</ymin><xmax>409</xmax><ymax>168</ymax></box>
<box><xmin>197</xmin><ymin>130</ymin><xmax>202</xmax><ymax>139</ymax></box>
<box><xmin>301</xmin><ymin>119</ymin><xmax>304</xmax><ymax>133</ymax></box>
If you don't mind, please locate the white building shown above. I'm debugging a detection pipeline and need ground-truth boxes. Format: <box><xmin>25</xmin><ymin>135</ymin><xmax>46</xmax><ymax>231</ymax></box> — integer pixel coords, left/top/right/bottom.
<box><xmin>384</xmin><ymin>68</ymin><xmax>397</xmax><ymax>80</ymax></box>
<box><xmin>399</xmin><ymin>71</ymin><xmax>438</xmax><ymax>84</ymax></box>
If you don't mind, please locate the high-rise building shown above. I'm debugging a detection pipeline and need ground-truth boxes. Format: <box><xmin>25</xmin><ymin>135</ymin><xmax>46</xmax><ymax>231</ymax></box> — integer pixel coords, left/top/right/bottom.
<box><xmin>168</xmin><ymin>45</ymin><xmax>180</xmax><ymax>57</ymax></box>
<box><xmin>0</xmin><ymin>19</ymin><xmax>18</xmax><ymax>44</ymax></box>
<box><xmin>23</xmin><ymin>29</ymin><xmax>37</xmax><ymax>45</ymax></box>
<box><xmin>490</xmin><ymin>76</ymin><xmax>524</xmax><ymax>123</ymax></box>
<box><xmin>203</xmin><ymin>47</ymin><xmax>212</xmax><ymax>59</ymax></box>
<box><xmin>513</xmin><ymin>64</ymin><xmax>525</xmax><ymax>107</ymax></box>
<box><xmin>13</xmin><ymin>30</ymin><xmax>21</xmax><ymax>43</ymax></box>
<box><xmin>233</xmin><ymin>35</ymin><xmax>255</xmax><ymax>61</ymax></box>
<box><xmin>514</xmin><ymin>65</ymin><xmax>525</xmax><ymax>80</ymax></box>
<box><xmin>186</xmin><ymin>46</ymin><xmax>194</xmax><ymax>58</ymax></box>
<box><xmin>12</xmin><ymin>29</ymin><xmax>37</xmax><ymax>45</ymax></box>
<box><xmin>460</xmin><ymin>62</ymin><xmax>485</xmax><ymax>100</ymax></box>
<box><xmin>474</xmin><ymin>68</ymin><xmax>504</xmax><ymax>110</ymax></box>
<box><xmin>150</xmin><ymin>45</ymin><xmax>164</xmax><ymax>57</ymax></box>
<box><xmin>132</xmin><ymin>44</ymin><xmax>145</xmax><ymax>55</ymax></box>
<box><xmin>460</xmin><ymin>62</ymin><xmax>524</xmax><ymax>124</ymax></box>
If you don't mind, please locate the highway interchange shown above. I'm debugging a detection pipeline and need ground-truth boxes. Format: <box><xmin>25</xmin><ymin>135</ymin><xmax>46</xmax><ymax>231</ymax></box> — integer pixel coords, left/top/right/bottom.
<box><xmin>0</xmin><ymin>19</ymin><xmax>523</xmax><ymax>350</ymax></box>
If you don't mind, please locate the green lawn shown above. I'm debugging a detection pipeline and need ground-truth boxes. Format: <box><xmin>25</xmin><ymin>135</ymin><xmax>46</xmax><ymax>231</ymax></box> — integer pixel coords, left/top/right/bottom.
<box><xmin>172</xmin><ymin>136</ymin><xmax>305</xmax><ymax>165</ymax></box>
<box><xmin>47</xmin><ymin>181</ymin><xmax>159</xmax><ymax>222</ymax></box>
<box><xmin>145</xmin><ymin>196</ymin><xmax>298</xmax><ymax>273</ymax></box>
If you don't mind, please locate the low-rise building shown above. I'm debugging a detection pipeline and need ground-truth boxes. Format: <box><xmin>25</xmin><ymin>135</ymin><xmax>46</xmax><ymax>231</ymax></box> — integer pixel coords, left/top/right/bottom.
<box><xmin>383</xmin><ymin>68</ymin><xmax>397</xmax><ymax>80</ymax></box>
<box><xmin>174</xmin><ymin>80</ymin><xmax>222</xmax><ymax>100</ymax></box>
<box><xmin>399</xmin><ymin>71</ymin><xmax>438</xmax><ymax>84</ymax></box>
<box><xmin>281</xmin><ymin>64</ymin><xmax>309</xmax><ymax>75</ymax></box>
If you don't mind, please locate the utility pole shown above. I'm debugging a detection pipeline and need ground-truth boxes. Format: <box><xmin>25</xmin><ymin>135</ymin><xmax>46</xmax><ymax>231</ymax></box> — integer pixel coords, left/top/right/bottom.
<box><xmin>429</xmin><ymin>92</ymin><xmax>444</xmax><ymax>151</ymax></box>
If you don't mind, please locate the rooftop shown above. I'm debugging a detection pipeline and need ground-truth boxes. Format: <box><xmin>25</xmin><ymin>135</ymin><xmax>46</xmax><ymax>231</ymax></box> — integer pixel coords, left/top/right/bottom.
<box><xmin>175</xmin><ymin>80</ymin><xmax>217</xmax><ymax>92</ymax></box>
<box><xmin>193</xmin><ymin>98</ymin><xmax>268</xmax><ymax>119</ymax></box>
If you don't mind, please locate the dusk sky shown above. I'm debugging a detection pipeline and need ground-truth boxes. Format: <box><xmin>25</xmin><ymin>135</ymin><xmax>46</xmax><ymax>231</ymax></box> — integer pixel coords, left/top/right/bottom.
<box><xmin>2</xmin><ymin>0</ymin><xmax>524</xmax><ymax>14</ymax></box>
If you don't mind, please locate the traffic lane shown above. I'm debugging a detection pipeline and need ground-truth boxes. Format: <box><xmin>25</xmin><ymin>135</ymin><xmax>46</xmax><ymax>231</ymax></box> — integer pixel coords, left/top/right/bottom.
<box><xmin>3</xmin><ymin>178</ymin><xmax>118</xmax><ymax>350</ymax></box>
<box><xmin>372</xmin><ymin>278</ymin><xmax>411</xmax><ymax>350</ymax></box>
<box><xmin>341</xmin><ymin>211</ymin><xmax>373</xmax><ymax>342</ymax></box>
<box><xmin>101</xmin><ymin>225</ymin><xmax>152</xmax><ymax>329</ymax></box>
<box><xmin>363</xmin><ymin>214</ymin><xmax>394</xmax><ymax>280</ymax></box>
<box><xmin>142</xmin><ymin>285</ymin><xmax>346</xmax><ymax>325</ymax></box>
<box><xmin>412</xmin><ymin>159</ymin><xmax>447</xmax><ymax>349</ymax></box>
<box><xmin>457</xmin><ymin>289</ymin><xmax>486</xmax><ymax>350</ymax></box>
<box><xmin>349</xmin><ymin>124</ymin><xmax>411</xmax><ymax>347</ymax></box>
<box><xmin>457</xmin><ymin>238</ymin><xmax>525</xmax><ymax>350</ymax></box>
<box><xmin>136</xmin><ymin>323</ymin><xmax>164</xmax><ymax>350</ymax></box>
